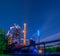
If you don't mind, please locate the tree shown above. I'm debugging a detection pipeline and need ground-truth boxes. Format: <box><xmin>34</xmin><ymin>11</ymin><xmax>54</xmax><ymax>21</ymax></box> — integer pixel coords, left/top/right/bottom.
<box><xmin>0</xmin><ymin>28</ymin><xmax>6</xmax><ymax>54</ymax></box>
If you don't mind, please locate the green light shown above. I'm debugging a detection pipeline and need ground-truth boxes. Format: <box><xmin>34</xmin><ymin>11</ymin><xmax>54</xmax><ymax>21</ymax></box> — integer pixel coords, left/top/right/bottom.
<box><xmin>46</xmin><ymin>46</ymin><xmax>57</xmax><ymax>52</ymax></box>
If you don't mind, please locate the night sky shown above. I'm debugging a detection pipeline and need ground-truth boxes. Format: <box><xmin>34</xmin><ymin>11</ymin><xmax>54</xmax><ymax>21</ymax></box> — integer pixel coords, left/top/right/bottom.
<box><xmin>0</xmin><ymin>0</ymin><xmax>60</xmax><ymax>40</ymax></box>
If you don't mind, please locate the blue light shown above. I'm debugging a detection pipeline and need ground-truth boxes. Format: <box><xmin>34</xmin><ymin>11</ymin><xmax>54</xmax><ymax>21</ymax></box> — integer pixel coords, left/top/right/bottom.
<box><xmin>37</xmin><ymin>30</ymin><xmax>40</xmax><ymax>36</ymax></box>
<box><xmin>33</xmin><ymin>48</ymin><xmax>38</xmax><ymax>53</ymax></box>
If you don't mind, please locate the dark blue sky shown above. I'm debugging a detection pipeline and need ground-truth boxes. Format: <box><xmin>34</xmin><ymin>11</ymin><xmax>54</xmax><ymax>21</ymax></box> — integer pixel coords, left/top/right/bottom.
<box><xmin>0</xmin><ymin>0</ymin><xmax>60</xmax><ymax>40</ymax></box>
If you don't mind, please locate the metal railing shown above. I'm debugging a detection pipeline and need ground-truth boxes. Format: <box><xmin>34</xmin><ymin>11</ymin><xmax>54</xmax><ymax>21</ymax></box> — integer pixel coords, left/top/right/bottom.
<box><xmin>21</xmin><ymin>39</ymin><xmax>60</xmax><ymax>48</ymax></box>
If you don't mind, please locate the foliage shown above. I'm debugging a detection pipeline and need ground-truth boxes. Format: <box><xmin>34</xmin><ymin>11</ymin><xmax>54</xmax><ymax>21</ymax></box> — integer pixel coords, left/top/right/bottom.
<box><xmin>0</xmin><ymin>28</ymin><xmax>5</xmax><ymax>35</ymax></box>
<box><xmin>0</xmin><ymin>28</ymin><xmax>6</xmax><ymax>54</ymax></box>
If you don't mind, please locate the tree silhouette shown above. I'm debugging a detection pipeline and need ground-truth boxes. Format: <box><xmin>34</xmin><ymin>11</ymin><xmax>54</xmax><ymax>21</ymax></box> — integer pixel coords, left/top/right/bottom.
<box><xmin>0</xmin><ymin>28</ymin><xmax>6</xmax><ymax>54</ymax></box>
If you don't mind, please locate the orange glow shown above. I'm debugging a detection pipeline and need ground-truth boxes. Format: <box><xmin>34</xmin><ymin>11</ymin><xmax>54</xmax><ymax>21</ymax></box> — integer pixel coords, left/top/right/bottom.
<box><xmin>38</xmin><ymin>49</ymin><xmax>43</xmax><ymax>53</ymax></box>
<box><xmin>8</xmin><ymin>34</ymin><xmax>12</xmax><ymax>45</ymax></box>
<box><xmin>24</xmin><ymin>23</ymin><xmax>26</xmax><ymax>45</ymax></box>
